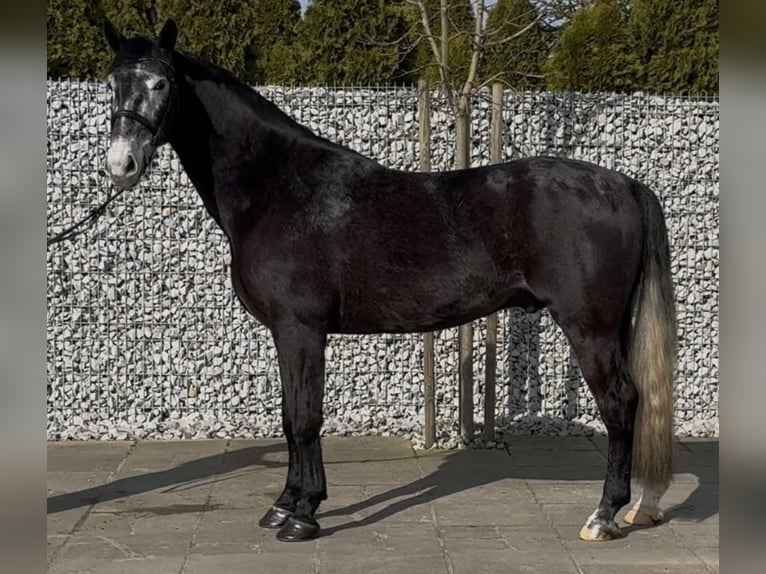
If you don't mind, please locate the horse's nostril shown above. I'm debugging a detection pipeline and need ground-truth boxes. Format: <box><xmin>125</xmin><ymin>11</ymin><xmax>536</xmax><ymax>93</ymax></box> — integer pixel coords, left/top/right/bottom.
<box><xmin>125</xmin><ymin>155</ymin><xmax>137</xmax><ymax>175</ymax></box>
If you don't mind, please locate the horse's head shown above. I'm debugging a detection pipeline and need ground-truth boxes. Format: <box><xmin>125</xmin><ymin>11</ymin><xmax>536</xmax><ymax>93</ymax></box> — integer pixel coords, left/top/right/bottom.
<box><xmin>103</xmin><ymin>18</ymin><xmax>178</xmax><ymax>189</ymax></box>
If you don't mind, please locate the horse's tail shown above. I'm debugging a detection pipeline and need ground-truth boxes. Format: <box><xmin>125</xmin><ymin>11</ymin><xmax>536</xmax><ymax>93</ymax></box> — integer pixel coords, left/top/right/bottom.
<box><xmin>626</xmin><ymin>183</ymin><xmax>677</xmax><ymax>491</ymax></box>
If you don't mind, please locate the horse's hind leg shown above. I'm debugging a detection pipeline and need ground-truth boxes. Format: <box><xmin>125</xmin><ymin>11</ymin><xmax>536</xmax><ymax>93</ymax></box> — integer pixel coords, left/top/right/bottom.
<box><xmin>263</xmin><ymin>322</ymin><xmax>328</xmax><ymax>542</ymax></box>
<box><xmin>624</xmin><ymin>485</ymin><xmax>667</xmax><ymax>526</ymax></box>
<box><xmin>561</xmin><ymin>327</ymin><xmax>639</xmax><ymax>541</ymax></box>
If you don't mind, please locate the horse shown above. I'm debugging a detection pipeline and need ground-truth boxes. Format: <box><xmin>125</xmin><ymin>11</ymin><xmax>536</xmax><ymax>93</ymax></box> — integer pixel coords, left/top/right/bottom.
<box><xmin>101</xmin><ymin>19</ymin><xmax>677</xmax><ymax>543</ymax></box>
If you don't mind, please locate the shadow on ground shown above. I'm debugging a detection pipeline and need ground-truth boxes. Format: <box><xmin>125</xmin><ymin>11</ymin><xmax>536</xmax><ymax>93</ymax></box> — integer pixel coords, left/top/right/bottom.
<box><xmin>48</xmin><ymin>420</ymin><xmax>718</xmax><ymax>538</ymax></box>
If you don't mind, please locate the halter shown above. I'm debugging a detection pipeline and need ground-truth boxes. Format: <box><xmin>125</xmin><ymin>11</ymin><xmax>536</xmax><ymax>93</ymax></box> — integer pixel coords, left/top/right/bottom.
<box><xmin>110</xmin><ymin>58</ymin><xmax>177</xmax><ymax>147</ymax></box>
<box><xmin>47</xmin><ymin>58</ymin><xmax>177</xmax><ymax>247</ymax></box>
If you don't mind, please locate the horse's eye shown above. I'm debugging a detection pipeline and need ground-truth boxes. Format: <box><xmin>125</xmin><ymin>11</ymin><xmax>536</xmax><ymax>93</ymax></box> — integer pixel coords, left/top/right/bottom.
<box><xmin>153</xmin><ymin>80</ymin><xmax>167</xmax><ymax>91</ymax></box>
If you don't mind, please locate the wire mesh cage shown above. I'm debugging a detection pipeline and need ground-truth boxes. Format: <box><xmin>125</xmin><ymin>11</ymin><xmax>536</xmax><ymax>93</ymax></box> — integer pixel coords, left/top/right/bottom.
<box><xmin>46</xmin><ymin>82</ymin><xmax>718</xmax><ymax>441</ymax></box>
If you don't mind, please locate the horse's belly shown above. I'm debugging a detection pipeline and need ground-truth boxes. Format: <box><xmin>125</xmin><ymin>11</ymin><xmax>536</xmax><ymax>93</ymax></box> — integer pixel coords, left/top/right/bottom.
<box><xmin>336</xmin><ymin>267</ymin><xmax>530</xmax><ymax>334</ymax></box>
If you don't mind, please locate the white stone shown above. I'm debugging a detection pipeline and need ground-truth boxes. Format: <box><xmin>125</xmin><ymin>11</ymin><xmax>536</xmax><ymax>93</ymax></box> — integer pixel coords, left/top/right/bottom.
<box><xmin>46</xmin><ymin>83</ymin><xmax>718</xmax><ymax>444</ymax></box>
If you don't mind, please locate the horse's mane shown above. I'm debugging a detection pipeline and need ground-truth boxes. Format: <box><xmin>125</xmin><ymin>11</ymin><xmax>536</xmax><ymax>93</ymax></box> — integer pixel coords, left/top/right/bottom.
<box><xmin>175</xmin><ymin>50</ymin><xmax>369</xmax><ymax>160</ymax></box>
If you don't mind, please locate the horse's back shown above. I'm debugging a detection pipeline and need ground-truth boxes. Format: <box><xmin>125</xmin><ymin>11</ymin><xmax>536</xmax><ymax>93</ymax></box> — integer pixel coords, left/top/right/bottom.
<box><xmin>325</xmin><ymin>156</ymin><xmax>644</xmax><ymax>333</ymax></box>
<box><xmin>232</xmin><ymin>153</ymin><xmax>647</xmax><ymax>334</ymax></box>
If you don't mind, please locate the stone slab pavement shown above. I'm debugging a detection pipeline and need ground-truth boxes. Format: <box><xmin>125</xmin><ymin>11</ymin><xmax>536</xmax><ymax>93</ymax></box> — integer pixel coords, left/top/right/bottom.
<box><xmin>47</xmin><ymin>436</ymin><xmax>718</xmax><ymax>573</ymax></box>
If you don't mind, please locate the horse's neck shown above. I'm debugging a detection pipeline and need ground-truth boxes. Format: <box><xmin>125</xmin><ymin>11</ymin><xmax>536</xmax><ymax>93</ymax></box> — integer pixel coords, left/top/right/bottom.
<box><xmin>169</xmin><ymin>68</ymin><xmax>291</xmax><ymax>237</ymax></box>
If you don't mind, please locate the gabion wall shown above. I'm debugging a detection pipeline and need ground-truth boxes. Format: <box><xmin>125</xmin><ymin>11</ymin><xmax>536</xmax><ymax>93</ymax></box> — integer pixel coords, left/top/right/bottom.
<box><xmin>46</xmin><ymin>82</ymin><xmax>719</xmax><ymax>446</ymax></box>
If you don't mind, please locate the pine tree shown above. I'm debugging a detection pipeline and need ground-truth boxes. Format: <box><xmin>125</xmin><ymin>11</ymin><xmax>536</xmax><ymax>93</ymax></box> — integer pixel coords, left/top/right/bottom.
<box><xmin>483</xmin><ymin>0</ymin><xmax>549</xmax><ymax>90</ymax></box>
<box><xmin>545</xmin><ymin>0</ymin><xmax>636</xmax><ymax>92</ymax></box>
<box><xmin>295</xmin><ymin>0</ymin><xmax>412</xmax><ymax>84</ymax></box>
<box><xmin>47</xmin><ymin>0</ymin><xmax>109</xmax><ymax>79</ymax></box>
<box><xmin>245</xmin><ymin>0</ymin><xmax>302</xmax><ymax>85</ymax></box>
<box><xmin>49</xmin><ymin>0</ymin><xmax>279</xmax><ymax>82</ymax></box>
<box><xmin>101</xmin><ymin>0</ymin><xmax>160</xmax><ymax>39</ymax></box>
<box><xmin>156</xmin><ymin>0</ymin><xmax>258</xmax><ymax>78</ymax></box>
<box><xmin>629</xmin><ymin>0</ymin><xmax>718</xmax><ymax>93</ymax></box>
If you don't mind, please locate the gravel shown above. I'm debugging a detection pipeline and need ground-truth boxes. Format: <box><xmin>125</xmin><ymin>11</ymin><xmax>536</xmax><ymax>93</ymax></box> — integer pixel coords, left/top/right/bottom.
<box><xmin>46</xmin><ymin>82</ymin><xmax>719</xmax><ymax>445</ymax></box>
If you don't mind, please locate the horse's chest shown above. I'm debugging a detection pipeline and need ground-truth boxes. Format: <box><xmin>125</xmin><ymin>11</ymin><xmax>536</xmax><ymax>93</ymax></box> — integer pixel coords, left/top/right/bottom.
<box><xmin>229</xmin><ymin>257</ymin><xmax>274</xmax><ymax>327</ymax></box>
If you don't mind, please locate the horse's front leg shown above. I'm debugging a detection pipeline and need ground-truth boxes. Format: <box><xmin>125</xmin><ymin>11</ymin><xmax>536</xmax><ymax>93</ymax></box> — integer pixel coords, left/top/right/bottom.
<box><xmin>257</xmin><ymin>413</ymin><xmax>300</xmax><ymax>528</ymax></box>
<box><xmin>262</xmin><ymin>321</ymin><xmax>328</xmax><ymax>542</ymax></box>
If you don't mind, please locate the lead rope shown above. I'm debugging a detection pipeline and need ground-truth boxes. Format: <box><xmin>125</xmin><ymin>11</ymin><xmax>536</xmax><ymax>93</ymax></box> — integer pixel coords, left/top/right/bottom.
<box><xmin>46</xmin><ymin>186</ymin><xmax>126</xmax><ymax>247</ymax></box>
<box><xmin>48</xmin><ymin>58</ymin><xmax>176</xmax><ymax>247</ymax></box>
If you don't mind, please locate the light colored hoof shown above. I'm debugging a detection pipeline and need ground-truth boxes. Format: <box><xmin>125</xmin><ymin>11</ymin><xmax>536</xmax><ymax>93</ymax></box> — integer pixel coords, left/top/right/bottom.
<box><xmin>578</xmin><ymin>518</ymin><xmax>623</xmax><ymax>541</ymax></box>
<box><xmin>624</xmin><ymin>504</ymin><xmax>664</xmax><ymax>526</ymax></box>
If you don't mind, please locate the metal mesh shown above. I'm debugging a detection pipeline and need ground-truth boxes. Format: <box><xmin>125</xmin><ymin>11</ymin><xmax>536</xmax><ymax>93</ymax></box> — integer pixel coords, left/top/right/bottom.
<box><xmin>46</xmin><ymin>82</ymin><xmax>718</xmax><ymax>438</ymax></box>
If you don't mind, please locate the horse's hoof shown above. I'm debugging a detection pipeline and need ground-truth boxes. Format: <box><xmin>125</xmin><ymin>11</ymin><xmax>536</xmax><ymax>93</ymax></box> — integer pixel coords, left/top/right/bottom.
<box><xmin>578</xmin><ymin>513</ymin><xmax>624</xmax><ymax>541</ymax></box>
<box><xmin>276</xmin><ymin>516</ymin><xmax>320</xmax><ymax>542</ymax></box>
<box><xmin>624</xmin><ymin>503</ymin><xmax>664</xmax><ymax>526</ymax></box>
<box><xmin>259</xmin><ymin>505</ymin><xmax>293</xmax><ymax>529</ymax></box>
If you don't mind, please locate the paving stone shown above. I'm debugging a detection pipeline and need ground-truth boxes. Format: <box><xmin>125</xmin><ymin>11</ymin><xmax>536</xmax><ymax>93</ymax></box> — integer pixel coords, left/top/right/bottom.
<box><xmin>318</xmin><ymin>523</ymin><xmax>442</xmax><ymax>556</ymax></box>
<box><xmin>325</xmin><ymin>458</ymin><xmax>424</xmax><ymax>486</ymax></box>
<box><xmin>54</xmin><ymin>533</ymin><xmax>190</xmax><ymax>560</ymax></box>
<box><xmin>46</xmin><ymin>437</ymin><xmax>718</xmax><ymax>573</ymax></box>
<box><xmin>49</xmin><ymin>556</ymin><xmax>185</xmax><ymax>574</ymax></box>
<box><xmin>318</xmin><ymin>484</ymin><xmax>436</xmax><ymax>528</ymax></box>
<box><xmin>47</xmin><ymin>535</ymin><xmax>68</xmax><ymax>559</ymax></box>
<box><xmin>509</xmin><ymin>449</ymin><xmax>606</xmax><ymax>468</ymax></box>
<box><xmin>526</xmin><ymin>481</ymin><xmax>605</xmax><ymax>504</ymax></box>
<box><xmin>504</xmin><ymin>435</ymin><xmax>597</xmax><ymax>451</ymax></box>
<box><xmin>47</xmin><ymin>442</ymin><xmax>132</xmax><ymax>473</ymax></box>
<box><xmin>184</xmin><ymin>552</ymin><xmax>317</xmax><ymax>574</ymax></box>
<box><xmin>320</xmin><ymin>551</ymin><xmax>446</xmax><ymax>574</ymax></box>
<box><xmin>447</xmin><ymin>548</ymin><xmax>580</xmax><ymax>574</ymax></box>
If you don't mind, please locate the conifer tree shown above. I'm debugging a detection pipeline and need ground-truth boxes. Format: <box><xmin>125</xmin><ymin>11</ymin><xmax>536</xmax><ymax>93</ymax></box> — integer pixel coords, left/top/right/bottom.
<box><xmin>245</xmin><ymin>0</ymin><xmax>302</xmax><ymax>84</ymax></box>
<box><xmin>157</xmin><ymin>0</ymin><xmax>258</xmax><ymax>78</ymax></box>
<box><xmin>295</xmin><ymin>0</ymin><xmax>413</xmax><ymax>84</ymax></box>
<box><xmin>629</xmin><ymin>0</ymin><xmax>718</xmax><ymax>93</ymax></box>
<box><xmin>545</xmin><ymin>0</ymin><xmax>636</xmax><ymax>92</ymax></box>
<box><xmin>483</xmin><ymin>0</ymin><xmax>548</xmax><ymax>89</ymax></box>
<box><xmin>47</xmin><ymin>0</ymin><xmax>109</xmax><ymax>79</ymax></box>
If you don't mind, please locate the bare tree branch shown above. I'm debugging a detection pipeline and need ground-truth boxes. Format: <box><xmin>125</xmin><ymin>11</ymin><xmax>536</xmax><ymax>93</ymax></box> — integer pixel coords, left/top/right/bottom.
<box><xmin>440</xmin><ymin>0</ymin><xmax>450</xmax><ymax>87</ymax></box>
<box><xmin>477</xmin><ymin>70</ymin><xmax>547</xmax><ymax>91</ymax></box>
<box><xmin>357</xmin><ymin>16</ymin><xmax>424</xmax><ymax>49</ymax></box>
<box><xmin>408</xmin><ymin>0</ymin><xmax>453</xmax><ymax>104</ymax></box>
<box><xmin>483</xmin><ymin>8</ymin><xmax>541</xmax><ymax>39</ymax></box>
<box><xmin>461</xmin><ymin>0</ymin><xmax>486</xmax><ymax>104</ymax></box>
<box><xmin>405</xmin><ymin>0</ymin><xmax>544</xmax><ymax>114</ymax></box>
<box><xmin>483</xmin><ymin>14</ymin><xmax>545</xmax><ymax>47</ymax></box>
<box><xmin>403</xmin><ymin>1</ymin><xmax>439</xmax><ymax>61</ymax></box>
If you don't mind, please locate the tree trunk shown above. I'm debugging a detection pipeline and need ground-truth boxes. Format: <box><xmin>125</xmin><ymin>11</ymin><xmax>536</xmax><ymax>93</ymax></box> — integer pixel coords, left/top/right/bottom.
<box><xmin>455</xmin><ymin>95</ymin><xmax>473</xmax><ymax>441</ymax></box>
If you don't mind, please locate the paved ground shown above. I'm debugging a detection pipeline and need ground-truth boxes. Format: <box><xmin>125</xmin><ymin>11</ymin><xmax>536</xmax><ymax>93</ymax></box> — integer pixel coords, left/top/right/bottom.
<box><xmin>47</xmin><ymin>436</ymin><xmax>718</xmax><ymax>573</ymax></box>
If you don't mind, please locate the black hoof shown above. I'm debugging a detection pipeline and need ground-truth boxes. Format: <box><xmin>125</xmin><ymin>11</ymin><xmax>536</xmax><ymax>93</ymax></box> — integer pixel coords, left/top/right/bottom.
<box><xmin>276</xmin><ymin>516</ymin><xmax>320</xmax><ymax>542</ymax></box>
<box><xmin>259</xmin><ymin>505</ymin><xmax>293</xmax><ymax>529</ymax></box>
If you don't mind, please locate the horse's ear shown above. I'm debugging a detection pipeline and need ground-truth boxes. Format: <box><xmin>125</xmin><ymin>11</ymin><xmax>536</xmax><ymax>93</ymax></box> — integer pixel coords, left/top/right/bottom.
<box><xmin>103</xmin><ymin>18</ymin><xmax>125</xmax><ymax>53</ymax></box>
<box><xmin>158</xmin><ymin>19</ymin><xmax>177</xmax><ymax>51</ymax></box>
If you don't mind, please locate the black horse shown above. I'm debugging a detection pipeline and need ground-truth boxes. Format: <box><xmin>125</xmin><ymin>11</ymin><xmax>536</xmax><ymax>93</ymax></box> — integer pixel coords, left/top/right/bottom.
<box><xmin>102</xmin><ymin>19</ymin><xmax>677</xmax><ymax>543</ymax></box>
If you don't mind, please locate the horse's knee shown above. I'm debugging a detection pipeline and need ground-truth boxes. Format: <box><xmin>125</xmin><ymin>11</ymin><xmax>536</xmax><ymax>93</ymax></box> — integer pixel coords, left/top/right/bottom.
<box><xmin>289</xmin><ymin>413</ymin><xmax>323</xmax><ymax>444</ymax></box>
